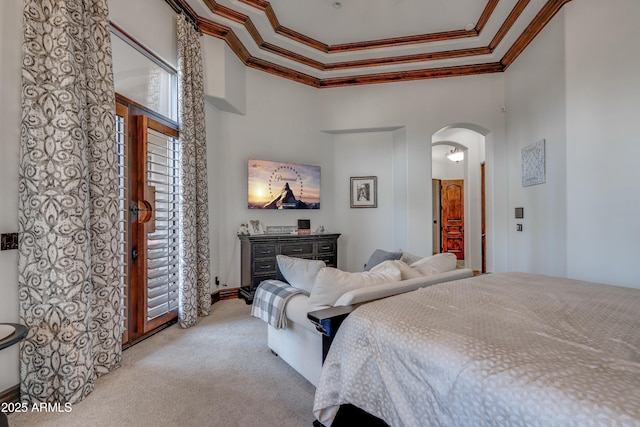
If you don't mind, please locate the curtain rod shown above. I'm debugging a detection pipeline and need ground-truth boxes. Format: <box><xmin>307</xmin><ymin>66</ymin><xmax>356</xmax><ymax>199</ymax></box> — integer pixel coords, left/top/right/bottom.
<box><xmin>164</xmin><ymin>0</ymin><xmax>202</xmax><ymax>35</ymax></box>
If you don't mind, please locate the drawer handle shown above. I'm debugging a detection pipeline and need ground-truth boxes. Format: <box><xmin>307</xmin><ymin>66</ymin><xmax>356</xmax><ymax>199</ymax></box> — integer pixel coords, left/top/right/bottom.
<box><xmin>292</xmin><ymin>249</ymin><xmax>303</xmax><ymax>252</ymax></box>
<box><xmin>260</xmin><ymin>265</ymin><xmax>271</xmax><ymax>269</ymax></box>
<box><xmin>321</xmin><ymin>246</ymin><xmax>331</xmax><ymax>250</ymax></box>
<box><xmin>259</xmin><ymin>250</ymin><xmax>271</xmax><ymax>254</ymax></box>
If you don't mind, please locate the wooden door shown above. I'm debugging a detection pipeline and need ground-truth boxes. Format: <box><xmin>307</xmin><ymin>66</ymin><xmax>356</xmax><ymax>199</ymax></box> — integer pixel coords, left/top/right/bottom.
<box><xmin>441</xmin><ymin>180</ymin><xmax>464</xmax><ymax>260</ymax></box>
<box><xmin>116</xmin><ymin>96</ymin><xmax>180</xmax><ymax>345</ymax></box>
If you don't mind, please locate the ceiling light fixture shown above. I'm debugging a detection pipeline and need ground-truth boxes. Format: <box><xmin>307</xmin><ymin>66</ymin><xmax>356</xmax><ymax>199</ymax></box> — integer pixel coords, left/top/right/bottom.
<box><xmin>464</xmin><ymin>22</ymin><xmax>476</xmax><ymax>31</ymax></box>
<box><xmin>446</xmin><ymin>147</ymin><xmax>464</xmax><ymax>163</ymax></box>
<box><xmin>332</xmin><ymin>2</ymin><xmax>342</xmax><ymax>8</ymax></box>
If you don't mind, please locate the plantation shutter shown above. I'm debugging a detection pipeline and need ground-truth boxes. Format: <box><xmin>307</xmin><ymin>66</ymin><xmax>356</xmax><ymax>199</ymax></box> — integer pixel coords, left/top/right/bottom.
<box><xmin>130</xmin><ymin>116</ymin><xmax>181</xmax><ymax>333</ymax></box>
<box><xmin>115</xmin><ymin>103</ymin><xmax>130</xmax><ymax>343</ymax></box>
<box><xmin>145</xmin><ymin>126</ymin><xmax>181</xmax><ymax>327</ymax></box>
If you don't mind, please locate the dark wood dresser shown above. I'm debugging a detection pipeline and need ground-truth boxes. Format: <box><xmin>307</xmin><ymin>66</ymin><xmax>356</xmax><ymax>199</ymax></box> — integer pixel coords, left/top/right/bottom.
<box><xmin>238</xmin><ymin>233</ymin><xmax>340</xmax><ymax>303</ymax></box>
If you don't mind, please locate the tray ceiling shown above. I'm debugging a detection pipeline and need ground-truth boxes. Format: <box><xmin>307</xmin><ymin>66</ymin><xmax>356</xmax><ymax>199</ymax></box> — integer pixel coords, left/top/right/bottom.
<box><xmin>179</xmin><ymin>0</ymin><xmax>571</xmax><ymax>87</ymax></box>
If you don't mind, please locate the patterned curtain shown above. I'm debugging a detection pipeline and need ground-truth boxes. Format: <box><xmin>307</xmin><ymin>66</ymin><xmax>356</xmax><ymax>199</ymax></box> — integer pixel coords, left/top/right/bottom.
<box><xmin>18</xmin><ymin>0</ymin><xmax>122</xmax><ymax>404</ymax></box>
<box><xmin>177</xmin><ymin>14</ymin><xmax>212</xmax><ymax>327</ymax></box>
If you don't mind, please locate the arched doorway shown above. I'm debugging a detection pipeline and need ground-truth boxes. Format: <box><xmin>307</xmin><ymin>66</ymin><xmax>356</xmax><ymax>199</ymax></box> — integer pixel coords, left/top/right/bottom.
<box><xmin>432</xmin><ymin>125</ymin><xmax>488</xmax><ymax>273</ymax></box>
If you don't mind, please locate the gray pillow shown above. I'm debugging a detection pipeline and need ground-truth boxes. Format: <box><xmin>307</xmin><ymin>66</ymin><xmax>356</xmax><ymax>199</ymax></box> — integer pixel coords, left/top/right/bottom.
<box><xmin>364</xmin><ymin>249</ymin><xmax>402</xmax><ymax>271</ymax></box>
<box><xmin>399</xmin><ymin>250</ymin><xmax>423</xmax><ymax>266</ymax></box>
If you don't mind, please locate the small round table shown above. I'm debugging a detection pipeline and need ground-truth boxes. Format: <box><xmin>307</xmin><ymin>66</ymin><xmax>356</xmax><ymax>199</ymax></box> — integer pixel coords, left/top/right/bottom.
<box><xmin>0</xmin><ymin>324</ymin><xmax>27</xmax><ymax>351</ymax></box>
<box><xmin>0</xmin><ymin>323</ymin><xmax>28</xmax><ymax>427</ymax></box>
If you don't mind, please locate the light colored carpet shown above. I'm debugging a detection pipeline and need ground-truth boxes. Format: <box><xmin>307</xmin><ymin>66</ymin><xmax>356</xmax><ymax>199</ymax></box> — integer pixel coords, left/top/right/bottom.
<box><xmin>9</xmin><ymin>299</ymin><xmax>316</xmax><ymax>427</ymax></box>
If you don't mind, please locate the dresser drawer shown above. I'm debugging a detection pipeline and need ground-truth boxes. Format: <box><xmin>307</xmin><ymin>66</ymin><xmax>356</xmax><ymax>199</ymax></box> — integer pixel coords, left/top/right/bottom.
<box><xmin>316</xmin><ymin>254</ymin><xmax>337</xmax><ymax>267</ymax></box>
<box><xmin>316</xmin><ymin>240</ymin><xmax>336</xmax><ymax>254</ymax></box>
<box><xmin>280</xmin><ymin>242</ymin><xmax>313</xmax><ymax>256</ymax></box>
<box><xmin>253</xmin><ymin>244</ymin><xmax>276</xmax><ymax>258</ymax></box>
<box><xmin>253</xmin><ymin>259</ymin><xmax>276</xmax><ymax>274</ymax></box>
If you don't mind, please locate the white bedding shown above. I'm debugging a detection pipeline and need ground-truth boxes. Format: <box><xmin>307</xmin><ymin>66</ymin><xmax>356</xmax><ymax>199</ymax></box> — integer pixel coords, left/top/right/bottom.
<box><xmin>313</xmin><ymin>272</ymin><xmax>640</xmax><ymax>427</ymax></box>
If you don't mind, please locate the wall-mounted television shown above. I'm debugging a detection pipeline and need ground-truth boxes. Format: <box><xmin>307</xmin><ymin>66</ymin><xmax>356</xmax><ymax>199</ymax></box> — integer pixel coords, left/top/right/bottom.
<box><xmin>248</xmin><ymin>159</ymin><xmax>320</xmax><ymax>209</ymax></box>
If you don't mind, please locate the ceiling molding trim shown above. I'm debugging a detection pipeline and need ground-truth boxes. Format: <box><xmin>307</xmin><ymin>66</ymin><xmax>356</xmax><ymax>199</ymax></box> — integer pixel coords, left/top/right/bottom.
<box><xmin>193</xmin><ymin>0</ymin><xmax>532</xmax><ymax>73</ymax></box>
<box><xmin>318</xmin><ymin>63</ymin><xmax>505</xmax><ymax>88</ymax></box>
<box><xmin>475</xmin><ymin>0</ymin><xmax>500</xmax><ymax>33</ymax></box>
<box><xmin>186</xmin><ymin>0</ymin><xmax>573</xmax><ymax>88</ymax></box>
<box><xmin>501</xmin><ymin>0</ymin><xmax>573</xmax><ymax>69</ymax></box>
<box><xmin>323</xmin><ymin>47</ymin><xmax>493</xmax><ymax>71</ymax></box>
<box><xmin>198</xmin><ymin>17</ymin><xmax>321</xmax><ymax>86</ymax></box>
<box><xmin>215</xmin><ymin>0</ymin><xmax>500</xmax><ymax>53</ymax></box>
<box><xmin>489</xmin><ymin>0</ymin><xmax>532</xmax><ymax>50</ymax></box>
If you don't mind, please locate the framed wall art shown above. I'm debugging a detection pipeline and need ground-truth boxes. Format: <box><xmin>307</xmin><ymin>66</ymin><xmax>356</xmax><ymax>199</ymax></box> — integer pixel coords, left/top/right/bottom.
<box><xmin>521</xmin><ymin>139</ymin><xmax>545</xmax><ymax>187</ymax></box>
<box><xmin>350</xmin><ymin>176</ymin><xmax>377</xmax><ymax>208</ymax></box>
<box><xmin>248</xmin><ymin>159</ymin><xmax>320</xmax><ymax>209</ymax></box>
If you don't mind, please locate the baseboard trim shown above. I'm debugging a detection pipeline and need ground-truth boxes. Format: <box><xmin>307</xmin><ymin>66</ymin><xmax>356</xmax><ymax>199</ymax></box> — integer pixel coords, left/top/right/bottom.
<box><xmin>0</xmin><ymin>384</ymin><xmax>20</xmax><ymax>405</ymax></box>
<box><xmin>211</xmin><ymin>288</ymin><xmax>239</xmax><ymax>305</ymax></box>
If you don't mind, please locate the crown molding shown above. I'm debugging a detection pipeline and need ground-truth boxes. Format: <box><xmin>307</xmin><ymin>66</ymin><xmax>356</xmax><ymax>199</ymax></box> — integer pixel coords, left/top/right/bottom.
<box><xmin>171</xmin><ymin>0</ymin><xmax>573</xmax><ymax>87</ymax></box>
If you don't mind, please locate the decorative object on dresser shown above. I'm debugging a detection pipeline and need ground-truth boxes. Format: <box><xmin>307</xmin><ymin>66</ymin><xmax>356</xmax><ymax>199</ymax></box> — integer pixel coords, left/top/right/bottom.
<box><xmin>238</xmin><ymin>233</ymin><xmax>340</xmax><ymax>303</ymax></box>
<box><xmin>297</xmin><ymin>219</ymin><xmax>311</xmax><ymax>235</ymax></box>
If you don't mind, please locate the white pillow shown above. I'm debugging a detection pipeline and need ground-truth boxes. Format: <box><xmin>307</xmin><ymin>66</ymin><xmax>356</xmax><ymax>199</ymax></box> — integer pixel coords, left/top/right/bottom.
<box><xmin>410</xmin><ymin>253</ymin><xmax>457</xmax><ymax>276</ymax></box>
<box><xmin>276</xmin><ymin>255</ymin><xmax>326</xmax><ymax>294</ymax></box>
<box><xmin>385</xmin><ymin>260</ymin><xmax>425</xmax><ymax>280</ymax></box>
<box><xmin>309</xmin><ymin>262</ymin><xmax>402</xmax><ymax>307</ymax></box>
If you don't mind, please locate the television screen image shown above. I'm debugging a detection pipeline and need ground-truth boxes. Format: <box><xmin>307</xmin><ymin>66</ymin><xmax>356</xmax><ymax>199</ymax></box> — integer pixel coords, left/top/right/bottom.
<box><xmin>248</xmin><ymin>159</ymin><xmax>320</xmax><ymax>209</ymax></box>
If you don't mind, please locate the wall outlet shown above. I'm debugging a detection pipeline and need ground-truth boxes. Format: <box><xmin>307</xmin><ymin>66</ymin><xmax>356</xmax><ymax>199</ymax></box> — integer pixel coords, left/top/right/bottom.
<box><xmin>1</xmin><ymin>233</ymin><xmax>19</xmax><ymax>250</ymax></box>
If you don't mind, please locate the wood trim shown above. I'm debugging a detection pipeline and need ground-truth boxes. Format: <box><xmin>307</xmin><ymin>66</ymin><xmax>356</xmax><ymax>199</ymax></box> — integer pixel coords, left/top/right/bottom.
<box><xmin>489</xmin><ymin>0</ymin><xmax>531</xmax><ymax>51</ymax></box>
<box><xmin>236</xmin><ymin>0</ymin><xmax>497</xmax><ymax>52</ymax></box>
<box><xmin>115</xmin><ymin>94</ymin><xmax>179</xmax><ymax>130</ymax></box>
<box><xmin>211</xmin><ymin>288</ymin><xmax>240</xmax><ymax>305</ymax></box>
<box><xmin>327</xmin><ymin>29</ymin><xmax>476</xmax><ymax>53</ymax></box>
<box><xmin>178</xmin><ymin>0</ymin><xmax>571</xmax><ymax>87</ymax></box>
<box><xmin>0</xmin><ymin>385</ymin><xmax>20</xmax><ymax>405</ymax></box>
<box><xmin>318</xmin><ymin>63</ymin><xmax>504</xmax><ymax>88</ymax></box>
<box><xmin>476</xmin><ymin>0</ymin><xmax>500</xmax><ymax>33</ymax></box>
<box><xmin>324</xmin><ymin>47</ymin><xmax>492</xmax><ymax>71</ymax></box>
<box><xmin>501</xmin><ymin>0</ymin><xmax>573</xmax><ymax>69</ymax></box>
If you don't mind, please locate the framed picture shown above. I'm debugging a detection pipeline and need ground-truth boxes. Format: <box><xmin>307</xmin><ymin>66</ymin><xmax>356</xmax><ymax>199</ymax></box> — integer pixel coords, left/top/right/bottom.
<box><xmin>248</xmin><ymin>219</ymin><xmax>265</xmax><ymax>235</ymax></box>
<box><xmin>521</xmin><ymin>139</ymin><xmax>545</xmax><ymax>187</ymax></box>
<box><xmin>350</xmin><ymin>176</ymin><xmax>377</xmax><ymax>208</ymax></box>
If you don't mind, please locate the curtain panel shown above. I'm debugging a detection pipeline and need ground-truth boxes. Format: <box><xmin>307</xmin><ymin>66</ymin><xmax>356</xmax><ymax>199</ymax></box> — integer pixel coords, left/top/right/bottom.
<box><xmin>177</xmin><ymin>14</ymin><xmax>212</xmax><ymax>327</ymax></box>
<box><xmin>18</xmin><ymin>0</ymin><xmax>122</xmax><ymax>404</ymax></box>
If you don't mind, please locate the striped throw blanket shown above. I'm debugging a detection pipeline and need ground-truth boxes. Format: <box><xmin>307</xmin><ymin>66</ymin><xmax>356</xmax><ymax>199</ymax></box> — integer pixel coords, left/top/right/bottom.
<box><xmin>251</xmin><ymin>280</ymin><xmax>307</xmax><ymax>329</ymax></box>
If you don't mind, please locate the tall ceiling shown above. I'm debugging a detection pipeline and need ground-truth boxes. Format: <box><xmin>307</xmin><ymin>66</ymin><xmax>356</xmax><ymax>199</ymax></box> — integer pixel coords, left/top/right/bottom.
<box><xmin>178</xmin><ymin>0</ymin><xmax>571</xmax><ymax>87</ymax></box>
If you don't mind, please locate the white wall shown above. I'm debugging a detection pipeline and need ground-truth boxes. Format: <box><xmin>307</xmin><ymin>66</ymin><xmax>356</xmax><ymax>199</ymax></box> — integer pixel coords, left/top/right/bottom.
<box><xmin>565</xmin><ymin>0</ymin><xmax>640</xmax><ymax>288</ymax></box>
<box><xmin>504</xmin><ymin>8</ymin><xmax>568</xmax><ymax>276</ymax></box>
<box><xmin>318</xmin><ymin>76</ymin><xmax>506</xmax><ymax>270</ymax></box>
<box><xmin>332</xmin><ymin>131</ymin><xmax>396</xmax><ymax>272</ymax></box>
<box><xmin>0</xmin><ymin>0</ymin><xmax>23</xmax><ymax>395</ymax></box>
<box><xmin>209</xmin><ymin>68</ymin><xmax>336</xmax><ymax>286</ymax></box>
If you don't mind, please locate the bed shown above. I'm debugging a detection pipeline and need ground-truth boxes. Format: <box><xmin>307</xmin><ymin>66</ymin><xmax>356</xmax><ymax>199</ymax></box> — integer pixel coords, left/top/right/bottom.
<box><xmin>313</xmin><ymin>272</ymin><xmax>640</xmax><ymax>427</ymax></box>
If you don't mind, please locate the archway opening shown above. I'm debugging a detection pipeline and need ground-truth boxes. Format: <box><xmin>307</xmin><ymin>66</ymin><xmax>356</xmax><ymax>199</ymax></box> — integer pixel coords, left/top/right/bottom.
<box><xmin>432</xmin><ymin>125</ymin><xmax>487</xmax><ymax>273</ymax></box>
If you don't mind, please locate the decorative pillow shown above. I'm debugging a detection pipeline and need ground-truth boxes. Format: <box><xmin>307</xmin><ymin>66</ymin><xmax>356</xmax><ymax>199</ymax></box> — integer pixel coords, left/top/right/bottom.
<box><xmin>309</xmin><ymin>262</ymin><xmax>402</xmax><ymax>307</ymax></box>
<box><xmin>399</xmin><ymin>250</ymin><xmax>422</xmax><ymax>266</ymax></box>
<box><xmin>363</xmin><ymin>249</ymin><xmax>403</xmax><ymax>271</ymax></box>
<box><xmin>385</xmin><ymin>260</ymin><xmax>425</xmax><ymax>280</ymax></box>
<box><xmin>410</xmin><ymin>253</ymin><xmax>457</xmax><ymax>276</ymax></box>
<box><xmin>276</xmin><ymin>255</ymin><xmax>326</xmax><ymax>294</ymax></box>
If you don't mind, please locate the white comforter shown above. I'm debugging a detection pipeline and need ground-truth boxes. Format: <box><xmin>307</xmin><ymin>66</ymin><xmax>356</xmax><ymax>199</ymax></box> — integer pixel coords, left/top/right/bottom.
<box><xmin>313</xmin><ymin>272</ymin><xmax>640</xmax><ymax>427</ymax></box>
